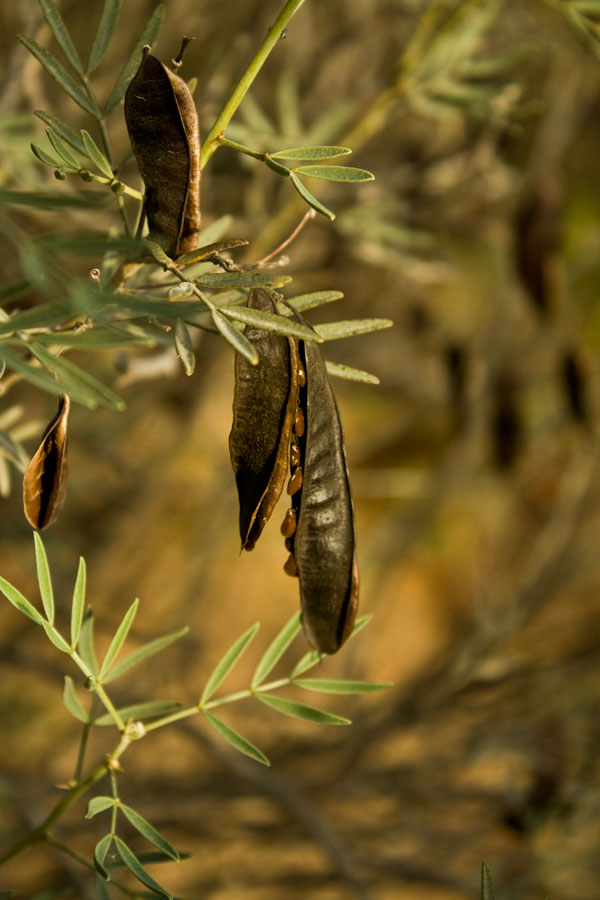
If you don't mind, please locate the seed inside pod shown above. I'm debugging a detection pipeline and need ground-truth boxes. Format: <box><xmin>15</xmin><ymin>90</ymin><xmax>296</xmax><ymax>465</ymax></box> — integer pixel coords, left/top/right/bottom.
<box><xmin>297</xmin><ymin>363</ymin><xmax>306</xmax><ymax>387</ymax></box>
<box><xmin>287</xmin><ymin>466</ymin><xmax>303</xmax><ymax>495</ymax></box>
<box><xmin>23</xmin><ymin>395</ymin><xmax>70</xmax><ymax>530</ymax></box>
<box><xmin>283</xmin><ymin>554</ymin><xmax>298</xmax><ymax>577</ymax></box>
<box><xmin>124</xmin><ymin>45</ymin><xmax>201</xmax><ymax>258</ymax></box>
<box><xmin>290</xmin><ymin>442</ymin><xmax>301</xmax><ymax>469</ymax></box>
<box><xmin>294</xmin><ymin>407</ymin><xmax>305</xmax><ymax>438</ymax></box>
<box><xmin>280</xmin><ymin>507</ymin><xmax>297</xmax><ymax>537</ymax></box>
<box><xmin>229</xmin><ymin>288</ymin><xmax>299</xmax><ymax>550</ymax></box>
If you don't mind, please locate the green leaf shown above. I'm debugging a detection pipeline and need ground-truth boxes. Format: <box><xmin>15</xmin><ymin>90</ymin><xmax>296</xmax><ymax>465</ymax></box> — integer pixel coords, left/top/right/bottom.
<box><xmin>34</xmin><ymin>328</ymin><xmax>156</xmax><ymax>350</ymax></box>
<box><xmin>17</xmin><ymin>36</ymin><xmax>98</xmax><ymax>116</ymax></box>
<box><xmin>278</xmin><ymin>290</ymin><xmax>343</xmax><ymax>315</ymax></box>
<box><xmin>211</xmin><ymin>310</ymin><xmax>259</xmax><ymax>365</ymax></box>
<box><xmin>203</xmin><ymin>711</ymin><xmax>269</xmax><ymax>766</ymax></box>
<box><xmin>219</xmin><ymin>305</ymin><xmax>321</xmax><ymax>342</ymax></box>
<box><xmin>481</xmin><ymin>863</ymin><xmax>496</xmax><ymax>900</ymax></box>
<box><xmin>94</xmin><ymin>700</ymin><xmax>179</xmax><ymax>726</ymax></box>
<box><xmin>103</xmin><ymin>4</ymin><xmax>165</xmax><ymax>115</ymax></box>
<box><xmin>94</xmin><ymin>833</ymin><xmax>113</xmax><ymax>880</ymax></box>
<box><xmin>88</xmin><ymin>0</ymin><xmax>122</xmax><ymax>74</ymax></box>
<box><xmin>315</xmin><ymin>318</ymin><xmax>393</xmax><ymax>341</ymax></box>
<box><xmin>289</xmin><ymin>649</ymin><xmax>322</xmax><ymax>678</ymax></box>
<box><xmin>251</xmin><ymin>612</ymin><xmax>301</xmax><ymax>687</ymax></box>
<box><xmin>85</xmin><ymin>796</ymin><xmax>115</xmax><ymax>819</ymax></box>
<box><xmin>71</xmin><ymin>557</ymin><xmax>86</xmax><ymax>648</ymax></box>
<box><xmin>173</xmin><ymin>319</ymin><xmax>195</xmax><ymax>376</ymax></box>
<box><xmin>113</xmin><ymin>836</ymin><xmax>172</xmax><ymax>899</ymax></box>
<box><xmin>120</xmin><ymin>805</ymin><xmax>179</xmax><ymax>860</ymax></box>
<box><xmin>0</xmin><ymin>344</ymin><xmax>66</xmax><ymax>398</ymax></box>
<box><xmin>41</xmin><ymin>620</ymin><xmax>71</xmax><ymax>653</ymax></box>
<box><xmin>31</xmin><ymin>142</ymin><xmax>61</xmax><ymax>168</ymax></box>
<box><xmin>78</xmin><ymin>608</ymin><xmax>98</xmax><ymax>675</ymax></box>
<box><xmin>96</xmin><ymin>874</ymin><xmax>111</xmax><ymax>900</ymax></box>
<box><xmin>194</xmin><ymin>272</ymin><xmax>291</xmax><ymax>289</ymax></box>
<box><xmin>0</xmin><ymin>575</ymin><xmax>43</xmax><ymax>624</ymax></box>
<box><xmin>290</xmin><ymin>172</ymin><xmax>335</xmax><ymax>220</ymax></box>
<box><xmin>256</xmin><ymin>693</ymin><xmax>351</xmax><ymax>725</ymax></box>
<box><xmin>294</xmin><ymin>165</ymin><xmax>374</xmax><ymax>182</ymax></box>
<box><xmin>293</xmin><ymin>678</ymin><xmax>392</xmax><ymax>694</ymax></box>
<box><xmin>35</xmin><ymin>110</ymin><xmax>87</xmax><ymax>155</ymax></box>
<box><xmin>0</xmin><ymin>278</ymin><xmax>31</xmax><ymax>306</ymax></box>
<box><xmin>102</xmin><ymin>627</ymin><xmax>189</xmax><ymax>684</ymax></box>
<box><xmin>271</xmin><ymin>145</ymin><xmax>352</xmax><ymax>160</ymax></box>
<box><xmin>39</xmin><ymin>0</ymin><xmax>83</xmax><ymax>74</ymax></box>
<box><xmin>325</xmin><ymin>361</ymin><xmax>380</xmax><ymax>385</ymax></box>
<box><xmin>0</xmin><ymin>190</ymin><xmax>108</xmax><ymax>210</ymax></box>
<box><xmin>33</xmin><ymin>531</ymin><xmax>54</xmax><ymax>624</ymax></box>
<box><xmin>81</xmin><ymin>130</ymin><xmax>114</xmax><ymax>178</ymax></box>
<box><xmin>0</xmin><ymin>301</ymin><xmax>74</xmax><ymax>335</ymax></box>
<box><xmin>28</xmin><ymin>341</ymin><xmax>126</xmax><ymax>411</ymax></box>
<box><xmin>350</xmin><ymin>614</ymin><xmax>372</xmax><ymax>638</ymax></box>
<box><xmin>200</xmin><ymin>622</ymin><xmax>260</xmax><ymax>704</ymax></box>
<box><xmin>98</xmin><ymin>597</ymin><xmax>139</xmax><ymax>679</ymax></box>
<box><xmin>62</xmin><ymin>675</ymin><xmax>89</xmax><ymax>722</ymax></box>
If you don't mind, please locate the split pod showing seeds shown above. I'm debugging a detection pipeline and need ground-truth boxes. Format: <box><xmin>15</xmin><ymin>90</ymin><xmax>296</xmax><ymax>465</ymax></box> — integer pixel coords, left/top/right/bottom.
<box><xmin>23</xmin><ymin>395</ymin><xmax>70</xmax><ymax>530</ymax></box>
<box><xmin>283</xmin><ymin>337</ymin><xmax>359</xmax><ymax>655</ymax></box>
<box><xmin>124</xmin><ymin>44</ymin><xmax>201</xmax><ymax>258</ymax></box>
<box><xmin>229</xmin><ymin>288</ymin><xmax>299</xmax><ymax>551</ymax></box>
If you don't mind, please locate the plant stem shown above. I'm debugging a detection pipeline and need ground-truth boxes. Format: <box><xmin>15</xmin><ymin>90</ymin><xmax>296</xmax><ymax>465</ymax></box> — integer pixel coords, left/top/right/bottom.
<box><xmin>217</xmin><ymin>136</ymin><xmax>266</xmax><ymax>162</ymax></box>
<box><xmin>201</xmin><ymin>0</ymin><xmax>307</xmax><ymax>168</ymax></box>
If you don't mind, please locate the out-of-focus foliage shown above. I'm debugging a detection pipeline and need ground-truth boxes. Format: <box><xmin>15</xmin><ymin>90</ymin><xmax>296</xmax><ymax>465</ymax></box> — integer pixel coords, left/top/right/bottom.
<box><xmin>1</xmin><ymin>0</ymin><xmax>600</xmax><ymax>898</ymax></box>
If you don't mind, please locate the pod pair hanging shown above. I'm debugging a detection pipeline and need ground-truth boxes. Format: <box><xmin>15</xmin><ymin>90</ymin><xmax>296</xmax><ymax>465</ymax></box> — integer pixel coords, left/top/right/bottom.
<box><xmin>229</xmin><ymin>289</ymin><xmax>359</xmax><ymax>654</ymax></box>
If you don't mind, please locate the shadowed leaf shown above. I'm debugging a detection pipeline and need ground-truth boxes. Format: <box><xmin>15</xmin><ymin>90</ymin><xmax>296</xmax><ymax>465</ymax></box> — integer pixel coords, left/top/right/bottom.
<box><xmin>63</xmin><ymin>675</ymin><xmax>89</xmax><ymax>722</ymax></box>
<box><xmin>203</xmin><ymin>711</ymin><xmax>269</xmax><ymax>765</ymax></box>
<box><xmin>88</xmin><ymin>0</ymin><xmax>122</xmax><ymax>74</ymax></box>
<box><xmin>17</xmin><ymin>36</ymin><xmax>98</xmax><ymax>116</ymax></box>
<box><xmin>33</xmin><ymin>531</ymin><xmax>54</xmax><ymax>621</ymax></box>
<box><xmin>120</xmin><ymin>805</ymin><xmax>179</xmax><ymax>860</ymax></box>
<box><xmin>251</xmin><ymin>612</ymin><xmax>301</xmax><ymax>687</ymax></box>
<box><xmin>71</xmin><ymin>556</ymin><xmax>86</xmax><ymax>647</ymax></box>
<box><xmin>94</xmin><ymin>700</ymin><xmax>179</xmax><ymax>726</ymax></box>
<box><xmin>104</xmin><ymin>4</ymin><xmax>166</xmax><ymax>115</ymax></box>
<box><xmin>35</xmin><ymin>110</ymin><xmax>87</xmax><ymax>155</ymax></box>
<box><xmin>98</xmin><ymin>598</ymin><xmax>139</xmax><ymax>679</ymax></box>
<box><xmin>103</xmin><ymin>627</ymin><xmax>189</xmax><ymax>683</ymax></box>
<box><xmin>113</xmin><ymin>836</ymin><xmax>172</xmax><ymax>898</ymax></box>
<box><xmin>256</xmin><ymin>692</ymin><xmax>351</xmax><ymax>724</ymax></box>
<box><xmin>212</xmin><ymin>309</ymin><xmax>259</xmax><ymax>364</ymax></box>
<box><xmin>85</xmin><ymin>796</ymin><xmax>115</xmax><ymax>819</ymax></box>
<box><xmin>0</xmin><ymin>576</ymin><xmax>42</xmax><ymax>624</ymax></box>
<box><xmin>39</xmin><ymin>0</ymin><xmax>83</xmax><ymax>74</ymax></box>
<box><xmin>290</xmin><ymin>172</ymin><xmax>335</xmax><ymax>219</ymax></box>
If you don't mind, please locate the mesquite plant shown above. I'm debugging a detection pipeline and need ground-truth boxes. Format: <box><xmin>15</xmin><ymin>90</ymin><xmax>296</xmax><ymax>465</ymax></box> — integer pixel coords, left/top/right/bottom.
<box><xmin>0</xmin><ymin>0</ymin><xmax>392</xmax><ymax>896</ymax></box>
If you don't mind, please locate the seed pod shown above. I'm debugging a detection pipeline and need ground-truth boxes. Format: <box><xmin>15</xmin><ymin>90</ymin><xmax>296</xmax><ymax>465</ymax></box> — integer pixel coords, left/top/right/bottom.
<box><xmin>23</xmin><ymin>395</ymin><xmax>70</xmax><ymax>530</ymax></box>
<box><xmin>124</xmin><ymin>45</ymin><xmax>201</xmax><ymax>258</ymax></box>
<box><xmin>286</xmin><ymin>340</ymin><xmax>359</xmax><ymax>654</ymax></box>
<box><xmin>229</xmin><ymin>288</ymin><xmax>299</xmax><ymax>550</ymax></box>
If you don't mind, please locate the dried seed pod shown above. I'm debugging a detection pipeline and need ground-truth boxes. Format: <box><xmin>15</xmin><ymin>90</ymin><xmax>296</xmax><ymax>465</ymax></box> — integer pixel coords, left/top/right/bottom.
<box><xmin>23</xmin><ymin>395</ymin><xmax>70</xmax><ymax>530</ymax></box>
<box><xmin>124</xmin><ymin>45</ymin><xmax>201</xmax><ymax>258</ymax></box>
<box><xmin>288</xmin><ymin>340</ymin><xmax>359</xmax><ymax>654</ymax></box>
<box><xmin>229</xmin><ymin>288</ymin><xmax>299</xmax><ymax>550</ymax></box>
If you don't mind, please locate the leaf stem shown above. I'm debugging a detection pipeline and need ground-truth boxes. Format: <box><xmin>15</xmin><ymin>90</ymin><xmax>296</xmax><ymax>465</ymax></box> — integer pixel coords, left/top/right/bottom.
<box><xmin>201</xmin><ymin>0</ymin><xmax>307</xmax><ymax>168</ymax></box>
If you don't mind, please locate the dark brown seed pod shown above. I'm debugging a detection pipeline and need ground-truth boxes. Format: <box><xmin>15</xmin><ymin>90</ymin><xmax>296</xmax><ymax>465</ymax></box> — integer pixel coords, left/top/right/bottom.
<box><xmin>287</xmin><ymin>340</ymin><xmax>359</xmax><ymax>654</ymax></box>
<box><xmin>229</xmin><ymin>288</ymin><xmax>299</xmax><ymax>551</ymax></box>
<box><xmin>23</xmin><ymin>395</ymin><xmax>70</xmax><ymax>530</ymax></box>
<box><xmin>124</xmin><ymin>45</ymin><xmax>201</xmax><ymax>258</ymax></box>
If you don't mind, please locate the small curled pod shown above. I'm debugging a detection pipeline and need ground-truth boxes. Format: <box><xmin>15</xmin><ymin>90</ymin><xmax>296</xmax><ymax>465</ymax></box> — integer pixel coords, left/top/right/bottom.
<box><xmin>23</xmin><ymin>395</ymin><xmax>70</xmax><ymax>530</ymax></box>
<box><xmin>229</xmin><ymin>288</ymin><xmax>299</xmax><ymax>551</ymax></box>
<box><xmin>286</xmin><ymin>338</ymin><xmax>359</xmax><ymax>654</ymax></box>
<box><xmin>124</xmin><ymin>44</ymin><xmax>201</xmax><ymax>258</ymax></box>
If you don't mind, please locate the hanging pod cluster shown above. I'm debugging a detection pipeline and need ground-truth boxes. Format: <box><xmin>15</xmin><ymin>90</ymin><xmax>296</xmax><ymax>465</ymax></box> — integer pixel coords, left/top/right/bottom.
<box><xmin>229</xmin><ymin>289</ymin><xmax>359</xmax><ymax>655</ymax></box>
<box><xmin>124</xmin><ymin>44</ymin><xmax>201</xmax><ymax>258</ymax></box>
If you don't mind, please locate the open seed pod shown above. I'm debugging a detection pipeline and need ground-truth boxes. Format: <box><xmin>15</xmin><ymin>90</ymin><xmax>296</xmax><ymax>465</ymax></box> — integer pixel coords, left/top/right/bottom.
<box><xmin>23</xmin><ymin>395</ymin><xmax>70</xmax><ymax>530</ymax></box>
<box><xmin>229</xmin><ymin>288</ymin><xmax>299</xmax><ymax>550</ymax></box>
<box><xmin>282</xmin><ymin>339</ymin><xmax>359</xmax><ymax>654</ymax></box>
<box><xmin>124</xmin><ymin>45</ymin><xmax>200</xmax><ymax>258</ymax></box>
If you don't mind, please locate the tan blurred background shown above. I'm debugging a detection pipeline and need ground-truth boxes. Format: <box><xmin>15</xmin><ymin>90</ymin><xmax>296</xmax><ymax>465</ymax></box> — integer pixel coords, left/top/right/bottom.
<box><xmin>1</xmin><ymin>0</ymin><xmax>600</xmax><ymax>897</ymax></box>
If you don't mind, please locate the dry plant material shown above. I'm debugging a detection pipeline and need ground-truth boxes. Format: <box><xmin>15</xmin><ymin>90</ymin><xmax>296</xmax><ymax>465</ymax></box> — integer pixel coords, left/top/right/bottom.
<box><xmin>283</xmin><ymin>338</ymin><xmax>359</xmax><ymax>654</ymax></box>
<box><xmin>229</xmin><ymin>288</ymin><xmax>299</xmax><ymax>551</ymax></box>
<box><xmin>23</xmin><ymin>395</ymin><xmax>70</xmax><ymax>530</ymax></box>
<box><xmin>124</xmin><ymin>45</ymin><xmax>201</xmax><ymax>257</ymax></box>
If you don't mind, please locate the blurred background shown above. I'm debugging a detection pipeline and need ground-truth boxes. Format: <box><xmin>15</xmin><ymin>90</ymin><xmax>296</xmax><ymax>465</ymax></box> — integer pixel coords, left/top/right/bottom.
<box><xmin>1</xmin><ymin>0</ymin><xmax>600</xmax><ymax>897</ymax></box>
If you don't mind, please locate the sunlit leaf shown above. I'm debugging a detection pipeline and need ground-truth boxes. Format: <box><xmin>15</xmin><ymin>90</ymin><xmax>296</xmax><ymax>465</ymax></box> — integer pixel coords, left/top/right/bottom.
<box><xmin>211</xmin><ymin>309</ymin><xmax>259</xmax><ymax>364</ymax></box>
<box><xmin>62</xmin><ymin>675</ymin><xmax>89</xmax><ymax>723</ymax></box>
<box><xmin>194</xmin><ymin>272</ymin><xmax>291</xmax><ymax>289</ymax></box>
<box><xmin>103</xmin><ymin>4</ymin><xmax>165</xmax><ymax>115</ymax></box>
<box><xmin>173</xmin><ymin>319</ymin><xmax>195</xmax><ymax>375</ymax></box>
<box><xmin>277</xmin><ymin>290</ymin><xmax>343</xmax><ymax>315</ymax></box>
<box><xmin>219</xmin><ymin>305</ymin><xmax>321</xmax><ymax>341</ymax></box>
<box><xmin>251</xmin><ymin>612</ymin><xmax>301</xmax><ymax>687</ymax></box>
<box><xmin>81</xmin><ymin>130</ymin><xmax>114</xmax><ymax>178</ymax></box>
<box><xmin>113</xmin><ymin>836</ymin><xmax>172</xmax><ymax>898</ymax></box>
<box><xmin>103</xmin><ymin>627</ymin><xmax>189</xmax><ymax>683</ymax></box>
<box><xmin>85</xmin><ymin>796</ymin><xmax>115</xmax><ymax>819</ymax></box>
<box><xmin>120</xmin><ymin>805</ymin><xmax>179</xmax><ymax>860</ymax></box>
<box><xmin>31</xmin><ymin>142</ymin><xmax>61</xmax><ymax>168</ymax></box>
<box><xmin>94</xmin><ymin>833</ymin><xmax>113</xmax><ymax>880</ymax></box>
<box><xmin>315</xmin><ymin>318</ymin><xmax>393</xmax><ymax>341</ymax></box>
<box><xmin>289</xmin><ymin>649</ymin><xmax>322</xmax><ymax>678</ymax></box>
<box><xmin>94</xmin><ymin>700</ymin><xmax>179</xmax><ymax>726</ymax></box>
<box><xmin>87</xmin><ymin>0</ymin><xmax>122</xmax><ymax>74</ymax></box>
<box><xmin>203</xmin><ymin>711</ymin><xmax>269</xmax><ymax>766</ymax></box>
<box><xmin>200</xmin><ymin>623</ymin><xmax>259</xmax><ymax>704</ymax></box>
<box><xmin>0</xmin><ymin>575</ymin><xmax>43</xmax><ymax>624</ymax></box>
<box><xmin>33</xmin><ymin>532</ymin><xmax>54</xmax><ymax>623</ymax></box>
<box><xmin>290</xmin><ymin>172</ymin><xmax>335</xmax><ymax>219</ymax></box>
<box><xmin>256</xmin><ymin>693</ymin><xmax>351</xmax><ymax>725</ymax></box>
<box><xmin>98</xmin><ymin>598</ymin><xmax>139</xmax><ymax>679</ymax></box>
<box><xmin>46</xmin><ymin>126</ymin><xmax>83</xmax><ymax>167</ymax></box>
<box><xmin>17</xmin><ymin>36</ymin><xmax>98</xmax><ymax>116</ymax></box>
<box><xmin>41</xmin><ymin>620</ymin><xmax>71</xmax><ymax>653</ymax></box>
<box><xmin>271</xmin><ymin>145</ymin><xmax>352</xmax><ymax>160</ymax></box>
<box><xmin>293</xmin><ymin>164</ymin><xmax>374</xmax><ymax>182</ymax></box>
<box><xmin>70</xmin><ymin>556</ymin><xmax>86</xmax><ymax>648</ymax></box>
<box><xmin>78</xmin><ymin>608</ymin><xmax>98</xmax><ymax>675</ymax></box>
<box><xmin>325</xmin><ymin>361</ymin><xmax>380</xmax><ymax>384</ymax></box>
<box><xmin>293</xmin><ymin>678</ymin><xmax>392</xmax><ymax>694</ymax></box>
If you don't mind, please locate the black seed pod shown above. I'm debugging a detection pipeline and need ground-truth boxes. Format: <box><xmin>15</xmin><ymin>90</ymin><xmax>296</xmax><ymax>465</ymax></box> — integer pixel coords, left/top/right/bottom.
<box><xmin>229</xmin><ymin>288</ymin><xmax>299</xmax><ymax>550</ymax></box>
<box><xmin>286</xmin><ymin>340</ymin><xmax>359</xmax><ymax>654</ymax></box>
<box><xmin>23</xmin><ymin>395</ymin><xmax>70</xmax><ymax>530</ymax></box>
<box><xmin>124</xmin><ymin>46</ymin><xmax>201</xmax><ymax>258</ymax></box>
